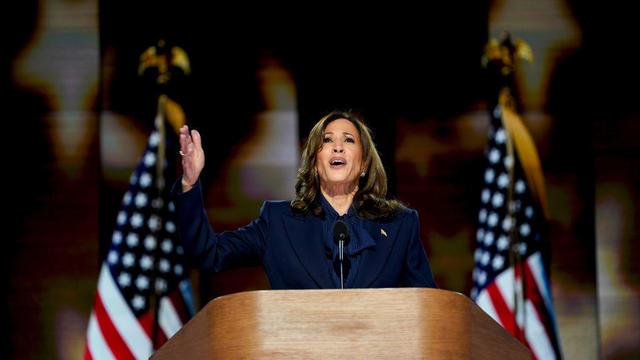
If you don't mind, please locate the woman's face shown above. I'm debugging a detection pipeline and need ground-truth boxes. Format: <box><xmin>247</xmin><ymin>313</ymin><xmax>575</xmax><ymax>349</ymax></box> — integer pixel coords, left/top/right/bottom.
<box><xmin>315</xmin><ymin>118</ymin><xmax>363</xmax><ymax>193</ymax></box>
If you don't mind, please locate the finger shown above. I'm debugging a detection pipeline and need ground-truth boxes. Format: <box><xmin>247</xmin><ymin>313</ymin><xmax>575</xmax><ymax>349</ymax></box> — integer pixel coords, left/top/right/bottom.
<box><xmin>179</xmin><ymin>125</ymin><xmax>190</xmax><ymax>138</ymax></box>
<box><xmin>179</xmin><ymin>134</ymin><xmax>190</xmax><ymax>155</ymax></box>
<box><xmin>191</xmin><ymin>130</ymin><xmax>202</xmax><ymax>152</ymax></box>
<box><xmin>181</xmin><ymin>127</ymin><xmax>194</xmax><ymax>150</ymax></box>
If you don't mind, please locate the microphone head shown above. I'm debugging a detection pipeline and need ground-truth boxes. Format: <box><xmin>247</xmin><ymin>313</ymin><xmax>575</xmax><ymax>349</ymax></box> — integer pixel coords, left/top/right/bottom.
<box><xmin>332</xmin><ymin>220</ymin><xmax>350</xmax><ymax>246</ymax></box>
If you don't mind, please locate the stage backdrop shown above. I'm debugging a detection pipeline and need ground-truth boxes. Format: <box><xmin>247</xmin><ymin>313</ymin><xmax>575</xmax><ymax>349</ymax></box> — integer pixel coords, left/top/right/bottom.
<box><xmin>5</xmin><ymin>0</ymin><xmax>639</xmax><ymax>359</ymax></box>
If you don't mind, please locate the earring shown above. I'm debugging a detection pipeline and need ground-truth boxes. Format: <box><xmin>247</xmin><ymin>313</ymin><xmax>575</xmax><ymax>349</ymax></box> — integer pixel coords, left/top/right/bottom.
<box><xmin>361</xmin><ymin>171</ymin><xmax>366</xmax><ymax>177</ymax></box>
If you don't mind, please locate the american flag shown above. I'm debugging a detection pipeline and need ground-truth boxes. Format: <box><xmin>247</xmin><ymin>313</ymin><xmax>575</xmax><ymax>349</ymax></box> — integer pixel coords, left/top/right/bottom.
<box><xmin>85</xmin><ymin>115</ymin><xmax>195</xmax><ymax>359</ymax></box>
<box><xmin>471</xmin><ymin>104</ymin><xmax>563</xmax><ymax>359</ymax></box>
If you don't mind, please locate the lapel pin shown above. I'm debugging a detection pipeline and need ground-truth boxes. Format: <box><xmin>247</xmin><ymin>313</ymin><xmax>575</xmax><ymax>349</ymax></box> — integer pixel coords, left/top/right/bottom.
<box><xmin>380</xmin><ymin>228</ymin><xmax>387</xmax><ymax>237</ymax></box>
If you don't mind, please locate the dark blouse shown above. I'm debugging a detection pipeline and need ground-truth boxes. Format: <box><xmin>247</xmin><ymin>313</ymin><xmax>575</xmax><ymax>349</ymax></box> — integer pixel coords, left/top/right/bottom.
<box><xmin>319</xmin><ymin>194</ymin><xmax>377</xmax><ymax>288</ymax></box>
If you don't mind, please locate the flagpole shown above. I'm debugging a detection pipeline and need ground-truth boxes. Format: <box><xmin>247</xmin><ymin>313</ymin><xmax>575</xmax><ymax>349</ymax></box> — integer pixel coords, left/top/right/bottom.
<box><xmin>139</xmin><ymin>39</ymin><xmax>171</xmax><ymax>352</ymax></box>
<box><xmin>149</xmin><ymin>94</ymin><xmax>167</xmax><ymax>351</ymax></box>
<box><xmin>500</xmin><ymin>90</ymin><xmax>524</xmax><ymax>343</ymax></box>
<box><xmin>140</xmin><ymin>39</ymin><xmax>190</xmax><ymax>352</ymax></box>
<box><xmin>492</xmin><ymin>32</ymin><xmax>532</xmax><ymax>344</ymax></box>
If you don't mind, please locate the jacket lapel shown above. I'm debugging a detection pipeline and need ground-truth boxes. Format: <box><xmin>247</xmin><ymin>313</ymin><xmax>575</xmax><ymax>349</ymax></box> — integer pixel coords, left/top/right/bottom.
<box><xmin>351</xmin><ymin>219</ymin><xmax>399</xmax><ymax>288</ymax></box>
<box><xmin>282</xmin><ymin>213</ymin><xmax>334</xmax><ymax>288</ymax></box>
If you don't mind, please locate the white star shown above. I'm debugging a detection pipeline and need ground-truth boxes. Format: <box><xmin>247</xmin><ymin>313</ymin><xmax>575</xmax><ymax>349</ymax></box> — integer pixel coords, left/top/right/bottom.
<box><xmin>122</xmin><ymin>252</ymin><xmax>135</xmax><ymax>268</ymax></box>
<box><xmin>502</xmin><ymin>216</ymin><xmax>513</xmax><ymax>231</ymax></box>
<box><xmin>134</xmin><ymin>192</ymin><xmax>148</xmax><ymax>208</ymax></box>
<box><xmin>136</xmin><ymin>275</ymin><xmax>149</xmax><ymax>290</ymax></box>
<box><xmin>481</xmin><ymin>251</ymin><xmax>491</xmax><ymax>266</ymax></box>
<box><xmin>117</xmin><ymin>211</ymin><xmax>127</xmax><ymax>226</ymax></box>
<box><xmin>112</xmin><ymin>231</ymin><xmax>123</xmax><ymax>245</ymax></box>
<box><xmin>159</xmin><ymin>258</ymin><xmax>170</xmax><ymax>273</ymax></box>
<box><xmin>139</xmin><ymin>172</ymin><xmax>152</xmax><ymax>188</ymax></box>
<box><xmin>126</xmin><ymin>233</ymin><xmax>139</xmax><ymax>247</ymax></box>
<box><xmin>165</xmin><ymin>221</ymin><xmax>176</xmax><ymax>234</ymax></box>
<box><xmin>525</xmin><ymin>206</ymin><xmax>534</xmax><ymax>218</ymax></box>
<box><xmin>155</xmin><ymin>278</ymin><xmax>167</xmax><ymax>293</ymax></box>
<box><xmin>484</xmin><ymin>168</ymin><xmax>495</xmax><ymax>184</ymax></box>
<box><xmin>497</xmin><ymin>173</ymin><xmax>509</xmax><ymax>189</ymax></box>
<box><xmin>149</xmin><ymin>131</ymin><xmax>159</xmax><ymax>147</ymax></box>
<box><xmin>161</xmin><ymin>239</ymin><xmax>173</xmax><ymax>253</ymax></box>
<box><xmin>489</xmin><ymin>148</ymin><xmax>501</xmax><ymax>164</ymax></box>
<box><xmin>174</xmin><ymin>264</ymin><xmax>184</xmax><ymax>276</ymax></box>
<box><xmin>478</xmin><ymin>209</ymin><xmax>487</xmax><ymax>224</ymax></box>
<box><xmin>107</xmin><ymin>250</ymin><xmax>119</xmax><ymax>265</ymax></box>
<box><xmin>481</xmin><ymin>189</ymin><xmax>491</xmax><ymax>203</ymax></box>
<box><xmin>143</xmin><ymin>151</ymin><xmax>156</xmax><ymax>167</ymax></box>
<box><xmin>492</xmin><ymin>255</ymin><xmax>505</xmax><ymax>270</ymax></box>
<box><xmin>497</xmin><ymin>235</ymin><xmax>509</xmax><ymax>251</ymax></box>
<box><xmin>520</xmin><ymin>223</ymin><xmax>531</xmax><ymax>237</ymax></box>
<box><xmin>130</xmin><ymin>213</ymin><xmax>144</xmax><ymax>228</ymax></box>
<box><xmin>132</xmin><ymin>295</ymin><xmax>145</xmax><ymax>310</ymax></box>
<box><xmin>168</xmin><ymin>201</ymin><xmax>175</xmax><ymax>212</ymax></box>
<box><xmin>129</xmin><ymin>172</ymin><xmax>137</xmax><ymax>185</ymax></box>
<box><xmin>474</xmin><ymin>248</ymin><xmax>483</xmax><ymax>262</ymax></box>
<box><xmin>503</xmin><ymin>155</ymin><xmax>513</xmax><ymax>169</ymax></box>
<box><xmin>487</xmin><ymin>212</ymin><xmax>499</xmax><ymax>227</ymax></box>
<box><xmin>495</xmin><ymin>128</ymin><xmax>506</xmax><ymax>144</ymax></box>
<box><xmin>484</xmin><ymin>231</ymin><xmax>494</xmax><ymax>246</ymax></box>
<box><xmin>122</xmin><ymin>191</ymin><xmax>132</xmax><ymax>206</ymax></box>
<box><xmin>515</xmin><ymin>179</ymin><xmax>526</xmax><ymax>194</ymax></box>
<box><xmin>518</xmin><ymin>243</ymin><xmax>527</xmax><ymax>255</ymax></box>
<box><xmin>477</xmin><ymin>270</ymin><xmax>487</xmax><ymax>285</ymax></box>
<box><xmin>491</xmin><ymin>192</ymin><xmax>504</xmax><ymax>208</ymax></box>
<box><xmin>144</xmin><ymin>235</ymin><xmax>156</xmax><ymax>250</ymax></box>
<box><xmin>471</xmin><ymin>287</ymin><xmax>478</xmax><ymax>299</ymax></box>
<box><xmin>148</xmin><ymin>215</ymin><xmax>161</xmax><ymax>232</ymax></box>
<box><xmin>140</xmin><ymin>255</ymin><xmax>153</xmax><ymax>271</ymax></box>
<box><xmin>118</xmin><ymin>272</ymin><xmax>131</xmax><ymax>287</ymax></box>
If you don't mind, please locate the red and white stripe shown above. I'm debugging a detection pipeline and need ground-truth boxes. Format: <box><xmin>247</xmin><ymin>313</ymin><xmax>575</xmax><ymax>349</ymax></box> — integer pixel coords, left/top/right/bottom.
<box><xmin>84</xmin><ymin>263</ymin><xmax>187</xmax><ymax>359</ymax></box>
<box><xmin>475</xmin><ymin>251</ymin><xmax>558</xmax><ymax>360</ymax></box>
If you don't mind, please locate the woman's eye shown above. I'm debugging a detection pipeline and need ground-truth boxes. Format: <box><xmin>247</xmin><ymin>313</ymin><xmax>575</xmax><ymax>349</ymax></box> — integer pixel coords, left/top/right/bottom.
<box><xmin>323</xmin><ymin>137</ymin><xmax>332</xmax><ymax>143</ymax></box>
<box><xmin>345</xmin><ymin>138</ymin><xmax>355</xmax><ymax>143</ymax></box>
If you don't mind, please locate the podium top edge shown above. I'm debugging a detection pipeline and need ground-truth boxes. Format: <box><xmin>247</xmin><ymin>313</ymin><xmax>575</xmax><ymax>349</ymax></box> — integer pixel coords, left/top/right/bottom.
<box><xmin>209</xmin><ymin>287</ymin><xmax>468</xmax><ymax>304</ymax></box>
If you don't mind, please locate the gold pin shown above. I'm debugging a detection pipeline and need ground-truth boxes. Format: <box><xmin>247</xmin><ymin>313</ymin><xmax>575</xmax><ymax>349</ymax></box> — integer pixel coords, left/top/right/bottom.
<box><xmin>380</xmin><ymin>229</ymin><xmax>387</xmax><ymax>237</ymax></box>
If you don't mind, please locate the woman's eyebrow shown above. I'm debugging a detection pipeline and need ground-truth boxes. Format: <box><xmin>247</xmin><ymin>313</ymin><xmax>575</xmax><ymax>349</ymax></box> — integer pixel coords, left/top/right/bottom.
<box><xmin>323</xmin><ymin>131</ymin><xmax>354</xmax><ymax>137</ymax></box>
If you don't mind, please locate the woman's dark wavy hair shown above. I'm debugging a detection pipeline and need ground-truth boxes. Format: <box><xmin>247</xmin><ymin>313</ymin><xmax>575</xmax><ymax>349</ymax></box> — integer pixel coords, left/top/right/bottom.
<box><xmin>290</xmin><ymin>111</ymin><xmax>403</xmax><ymax>220</ymax></box>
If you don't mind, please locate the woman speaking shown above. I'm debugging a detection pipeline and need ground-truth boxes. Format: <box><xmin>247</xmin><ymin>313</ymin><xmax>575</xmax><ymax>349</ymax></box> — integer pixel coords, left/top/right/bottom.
<box><xmin>174</xmin><ymin>111</ymin><xmax>437</xmax><ymax>289</ymax></box>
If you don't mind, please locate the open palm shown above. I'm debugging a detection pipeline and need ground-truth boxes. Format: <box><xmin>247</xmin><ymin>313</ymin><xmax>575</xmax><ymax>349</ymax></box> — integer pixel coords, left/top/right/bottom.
<box><xmin>179</xmin><ymin>125</ymin><xmax>204</xmax><ymax>191</ymax></box>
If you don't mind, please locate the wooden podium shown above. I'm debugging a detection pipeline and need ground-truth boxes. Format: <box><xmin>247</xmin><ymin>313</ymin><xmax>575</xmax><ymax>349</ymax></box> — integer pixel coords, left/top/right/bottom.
<box><xmin>152</xmin><ymin>288</ymin><xmax>530</xmax><ymax>359</ymax></box>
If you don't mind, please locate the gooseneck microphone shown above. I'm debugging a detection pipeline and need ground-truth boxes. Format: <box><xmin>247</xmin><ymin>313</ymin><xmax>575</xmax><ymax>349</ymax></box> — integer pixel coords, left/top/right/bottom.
<box><xmin>332</xmin><ymin>220</ymin><xmax>350</xmax><ymax>289</ymax></box>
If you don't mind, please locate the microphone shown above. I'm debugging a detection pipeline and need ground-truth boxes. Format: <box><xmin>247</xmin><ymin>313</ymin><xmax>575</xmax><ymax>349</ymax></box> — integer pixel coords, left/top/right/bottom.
<box><xmin>332</xmin><ymin>220</ymin><xmax>350</xmax><ymax>289</ymax></box>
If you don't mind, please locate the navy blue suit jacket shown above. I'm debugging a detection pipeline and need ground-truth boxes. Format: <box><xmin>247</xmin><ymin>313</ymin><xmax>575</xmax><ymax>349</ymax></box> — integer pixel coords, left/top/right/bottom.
<box><xmin>174</xmin><ymin>181</ymin><xmax>437</xmax><ymax>290</ymax></box>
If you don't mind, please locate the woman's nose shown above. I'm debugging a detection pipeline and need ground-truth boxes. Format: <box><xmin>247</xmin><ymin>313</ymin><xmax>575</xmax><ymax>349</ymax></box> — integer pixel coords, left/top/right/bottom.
<box><xmin>332</xmin><ymin>146</ymin><xmax>344</xmax><ymax>153</ymax></box>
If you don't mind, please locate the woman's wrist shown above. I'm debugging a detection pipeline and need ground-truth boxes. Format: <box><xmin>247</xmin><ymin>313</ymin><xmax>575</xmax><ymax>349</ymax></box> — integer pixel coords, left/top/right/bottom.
<box><xmin>181</xmin><ymin>177</ymin><xmax>196</xmax><ymax>193</ymax></box>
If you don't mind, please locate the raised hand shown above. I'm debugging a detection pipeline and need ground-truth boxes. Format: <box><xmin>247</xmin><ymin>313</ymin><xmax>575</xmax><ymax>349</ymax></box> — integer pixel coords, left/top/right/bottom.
<box><xmin>179</xmin><ymin>125</ymin><xmax>204</xmax><ymax>192</ymax></box>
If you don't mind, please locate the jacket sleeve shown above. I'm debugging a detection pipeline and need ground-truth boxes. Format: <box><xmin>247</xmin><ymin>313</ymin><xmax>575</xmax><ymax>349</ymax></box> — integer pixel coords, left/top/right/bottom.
<box><xmin>172</xmin><ymin>179</ymin><xmax>268</xmax><ymax>272</ymax></box>
<box><xmin>400</xmin><ymin>209</ymin><xmax>438</xmax><ymax>288</ymax></box>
